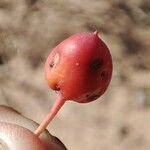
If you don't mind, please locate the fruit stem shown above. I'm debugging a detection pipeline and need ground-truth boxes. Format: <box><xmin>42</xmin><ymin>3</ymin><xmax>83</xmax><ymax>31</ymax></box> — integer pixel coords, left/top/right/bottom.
<box><xmin>34</xmin><ymin>96</ymin><xmax>65</xmax><ymax>136</ymax></box>
<box><xmin>94</xmin><ymin>30</ymin><xmax>98</xmax><ymax>36</ymax></box>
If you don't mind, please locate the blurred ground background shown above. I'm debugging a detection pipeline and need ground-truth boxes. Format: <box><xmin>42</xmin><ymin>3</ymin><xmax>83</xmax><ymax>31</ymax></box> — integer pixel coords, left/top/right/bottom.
<box><xmin>0</xmin><ymin>0</ymin><xmax>150</xmax><ymax>150</ymax></box>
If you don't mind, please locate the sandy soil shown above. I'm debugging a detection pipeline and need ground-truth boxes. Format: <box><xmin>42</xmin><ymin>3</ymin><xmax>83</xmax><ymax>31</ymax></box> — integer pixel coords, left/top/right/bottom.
<box><xmin>0</xmin><ymin>0</ymin><xmax>150</xmax><ymax>150</ymax></box>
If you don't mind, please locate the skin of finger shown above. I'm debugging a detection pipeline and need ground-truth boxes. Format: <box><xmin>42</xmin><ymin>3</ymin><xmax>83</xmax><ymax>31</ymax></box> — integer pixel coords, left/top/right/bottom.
<box><xmin>0</xmin><ymin>105</ymin><xmax>67</xmax><ymax>150</ymax></box>
<box><xmin>0</xmin><ymin>105</ymin><xmax>52</xmax><ymax>148</ymax></box>
<box><xmin>0</xmin><ymin>123</ymin><xmax>48</xmax><ymax>150</ymax></box>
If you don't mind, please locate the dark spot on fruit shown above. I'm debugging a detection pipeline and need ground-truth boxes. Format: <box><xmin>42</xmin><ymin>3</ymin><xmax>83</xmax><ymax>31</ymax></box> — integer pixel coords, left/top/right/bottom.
<box><xmin>54</xmin><ymin>84</ymin><xmax>60</xmax><ymax>91</ymax></box>
<box><xmin>86</xmin><ymin>94</ymin><xmax>90</xmax><ymax>98</ymax></box>
<box><xmin>86</xmin><ymin>93</ymin><xmax>100</xmax><ymax>101</ymax></box>
<box><xmin>100</xmin><ymin>71</ymin><xmax>106</xmax><ymax>80</ymax></box>
<box><xmin>50</xmin><ymin>62</ymin><xmax>54</xmax><ymax>68</ymax></box>
<box><xmin>90</xmin><ymin>59</ymin><xmax>103</xmax><ymax>72</ymax></box>
<box><xmin>50</xmin><ymin>53</ymin><xmax>60</xmax><ymax>69</ymax></box>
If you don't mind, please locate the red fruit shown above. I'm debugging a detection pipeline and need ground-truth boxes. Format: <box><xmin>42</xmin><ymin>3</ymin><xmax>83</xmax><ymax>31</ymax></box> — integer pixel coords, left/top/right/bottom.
<box><xmin>35</xmin><ymin>31</ymin><xmax>112</xmax><ymax>136</ymax></box>
<box><xmin>45</xmin><ymin>31</ymin><xmax>112</xmax><ymax>102</ymax></box>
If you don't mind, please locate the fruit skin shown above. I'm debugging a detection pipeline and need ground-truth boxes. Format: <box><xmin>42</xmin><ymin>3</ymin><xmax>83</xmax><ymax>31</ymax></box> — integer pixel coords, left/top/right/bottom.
<box><xmin>45</xmin><ymin>31</ymin><xmax>112</xmax><ymax>103</ymax></box>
